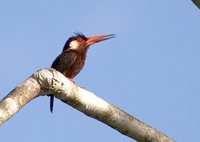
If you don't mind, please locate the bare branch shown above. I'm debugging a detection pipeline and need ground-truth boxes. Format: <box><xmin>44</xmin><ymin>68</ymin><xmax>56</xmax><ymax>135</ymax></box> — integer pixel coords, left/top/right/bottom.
<box><xmin>192</xmin><ymin>0</ymin><xmax>200</xmax><ymax>9</ymax></box>
<box><xmin>0</xmin><ymin>68</ymin><xmax>174</xmax><ymax>142</ymax></box>
<box><xmin>0</xmin><ymin>76</ymin><xmax>41</xmax><ymax>124</ymax></box>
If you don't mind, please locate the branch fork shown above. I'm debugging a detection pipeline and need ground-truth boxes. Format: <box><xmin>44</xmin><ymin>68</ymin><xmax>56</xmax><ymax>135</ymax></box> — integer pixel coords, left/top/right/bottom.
<box><xmin>0</xmin><ymin>68</ymin><xmax>174</xmax><ymax>142</ymax></box>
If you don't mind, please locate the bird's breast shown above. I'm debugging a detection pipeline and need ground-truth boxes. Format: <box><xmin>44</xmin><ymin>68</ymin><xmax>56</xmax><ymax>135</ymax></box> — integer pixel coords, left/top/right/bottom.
<box><xmin>63</xmin><ymin>54</ymin><xmax>86</xmax><ymax>78</ymax></box>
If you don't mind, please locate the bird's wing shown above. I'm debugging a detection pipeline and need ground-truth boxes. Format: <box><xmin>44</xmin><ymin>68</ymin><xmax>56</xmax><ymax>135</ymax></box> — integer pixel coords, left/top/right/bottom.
<box><xmin>50</xmin><ymin>51</ymin><xmax>77</xmax><ymax>113</ymax></box>
<box><xmin>51</xmin><ymin>51</ymin><xmax>77</xmax><ymax>72</ymax></box>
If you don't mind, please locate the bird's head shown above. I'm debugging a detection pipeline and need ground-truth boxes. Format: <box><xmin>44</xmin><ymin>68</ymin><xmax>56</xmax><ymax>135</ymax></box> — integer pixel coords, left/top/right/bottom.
<box><xmin>63</xmin><ymin>32</ymin><xmax>115</xmax><ymax>51</ymax></box>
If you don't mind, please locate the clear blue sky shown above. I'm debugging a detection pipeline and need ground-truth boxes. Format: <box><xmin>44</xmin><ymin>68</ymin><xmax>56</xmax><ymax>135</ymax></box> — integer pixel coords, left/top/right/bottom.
<box><xmin>0</xmin><ymin>1</ymin><xmax>199</xmax><ymax>141</ymax></box>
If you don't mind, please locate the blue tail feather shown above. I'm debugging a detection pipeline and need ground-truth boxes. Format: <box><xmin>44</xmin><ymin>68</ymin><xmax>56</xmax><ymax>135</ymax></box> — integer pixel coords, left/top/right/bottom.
<box><xmin>50</xmin><ymin>95</ymin><xmax>54</xmax><ymax>113</ymax></box>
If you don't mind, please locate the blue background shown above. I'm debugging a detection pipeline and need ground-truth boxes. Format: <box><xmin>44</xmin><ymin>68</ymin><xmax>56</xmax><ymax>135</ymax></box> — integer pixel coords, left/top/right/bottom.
<box><xmin>0</xmin><ymin>1</ymin><xmax>199</xmax><ymax>141</ymax></box>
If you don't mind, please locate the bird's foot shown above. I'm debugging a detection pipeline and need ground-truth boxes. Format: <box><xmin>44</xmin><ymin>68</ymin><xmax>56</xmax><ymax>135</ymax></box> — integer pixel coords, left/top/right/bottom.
<box><xmin>68</xmin><ymin>78</ymin><xmax>75</xmax><ymax>84</ymax></box>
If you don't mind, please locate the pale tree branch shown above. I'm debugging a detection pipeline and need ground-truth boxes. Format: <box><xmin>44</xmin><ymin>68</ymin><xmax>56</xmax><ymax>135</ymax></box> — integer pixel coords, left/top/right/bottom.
<box><xmin>0</xmin><ymin>68</ymin><xmax>174</xmax><ymax>142</ymax></box>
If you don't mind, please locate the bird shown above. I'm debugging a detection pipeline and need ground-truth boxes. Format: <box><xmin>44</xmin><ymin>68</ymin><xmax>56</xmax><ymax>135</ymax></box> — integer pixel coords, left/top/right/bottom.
<box><xmin>50</xmin><ymin>32</ymin><xmax>115</xmax><ymax>113</ymax></box>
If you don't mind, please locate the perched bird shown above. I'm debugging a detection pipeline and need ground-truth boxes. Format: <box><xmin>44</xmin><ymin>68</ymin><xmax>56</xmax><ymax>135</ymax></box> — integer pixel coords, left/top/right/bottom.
<box><xmin>50</xmin><ymin>33</ymin><xmax>115</xmax><ymax>113</ymax></box>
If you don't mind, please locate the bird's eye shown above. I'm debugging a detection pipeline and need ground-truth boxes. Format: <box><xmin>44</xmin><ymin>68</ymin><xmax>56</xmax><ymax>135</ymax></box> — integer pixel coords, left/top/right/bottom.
<box><xmin>69</xmin><ymin>40</ymin><xmax>79</xmax><ymax>50</ymax></box>
<box><xmin>77</xmin><ymin>38</ymin><xmax>85</xmax><ymax>42</ymax></box>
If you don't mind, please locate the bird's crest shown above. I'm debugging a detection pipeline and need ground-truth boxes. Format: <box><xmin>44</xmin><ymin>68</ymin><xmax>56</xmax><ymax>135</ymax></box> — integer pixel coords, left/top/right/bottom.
<box><xmin>73</xmin><ymin>32</ymin><xmax>87</xmax><ymax>40</ymax></box>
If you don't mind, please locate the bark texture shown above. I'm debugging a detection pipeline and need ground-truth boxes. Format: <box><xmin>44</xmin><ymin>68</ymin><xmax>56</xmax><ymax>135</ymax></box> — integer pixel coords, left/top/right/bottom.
<box><xmin>0</xmin><ymin>68</ymin><xmax>174</xmax><ymax>142</ymax></box>
<box><xmin>0</xmin><ymin>77</ymin><xmax>41</xmax><ymax>124</ymax></box>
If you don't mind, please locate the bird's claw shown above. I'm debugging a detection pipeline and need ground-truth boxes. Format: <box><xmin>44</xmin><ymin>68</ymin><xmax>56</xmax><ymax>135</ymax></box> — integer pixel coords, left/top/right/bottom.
<box><xmin>68</xmin><ymin>78</ymin><xmax>75</xmax><ymax>84</ymax></box>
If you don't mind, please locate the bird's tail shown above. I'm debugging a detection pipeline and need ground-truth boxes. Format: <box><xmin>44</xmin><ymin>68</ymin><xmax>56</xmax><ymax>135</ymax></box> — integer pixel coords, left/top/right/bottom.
<box><xmin>50</xmin><ymin>95</ymin><xmax>54</xmax><ymax>113</ymax></box>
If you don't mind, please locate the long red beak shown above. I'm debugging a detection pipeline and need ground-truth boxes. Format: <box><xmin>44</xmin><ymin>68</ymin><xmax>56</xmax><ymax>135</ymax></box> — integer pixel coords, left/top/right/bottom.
<box><xmin>86</xmin><ymin>34</ymin><xmax>115</xmax><ymax>46</ymax></box>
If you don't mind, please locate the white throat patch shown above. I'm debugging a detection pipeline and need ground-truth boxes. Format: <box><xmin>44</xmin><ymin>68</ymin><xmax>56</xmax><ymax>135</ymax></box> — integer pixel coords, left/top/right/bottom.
<box><xmin>69</xmin><ymin>40</ymin><xmax>79</xmax><ymax>50</ymax></box>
